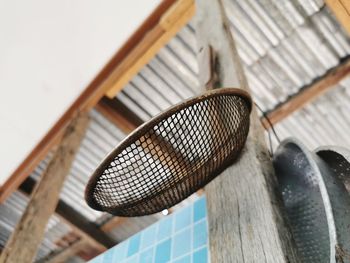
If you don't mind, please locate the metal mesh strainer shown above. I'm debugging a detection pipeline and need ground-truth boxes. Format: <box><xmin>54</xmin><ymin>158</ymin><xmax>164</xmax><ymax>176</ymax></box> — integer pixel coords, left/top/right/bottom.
<box><xmin>316</xmin><ymin>146</ymin><xmax>350</xmax><ymax>194</ymax></box>
<box><xmin>85</xmin><ymin>88</ymin><xmax>251</xmax><ymax>216</ymax></box>
<box><xmin>273</xmin><ymin>138</ymin><xmax>350</xmax><ymax>263</ymax></box>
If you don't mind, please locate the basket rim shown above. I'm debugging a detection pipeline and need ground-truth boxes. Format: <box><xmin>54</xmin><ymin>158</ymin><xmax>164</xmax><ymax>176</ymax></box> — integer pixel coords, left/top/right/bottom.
<box><xmin>274</xmin><ymin>137</ymin><xmax>339</xmax><ymax>259</ymax></box>
<box><xmin>85</xmin><ymin>87</ymin><xmax>252</xmax><ymax>212</ymax></box>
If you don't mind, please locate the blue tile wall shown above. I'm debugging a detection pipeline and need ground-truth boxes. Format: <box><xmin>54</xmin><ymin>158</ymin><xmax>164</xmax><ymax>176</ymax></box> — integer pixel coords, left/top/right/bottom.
<box><xmin>127</xmin><ymin>234</ymin><xmax>141</xmax><ymax>257</ymax></box>
<box><xmin>89</xmin><ymin>197</ymin><xmax>209</xmax><ymax>263</ymax></box>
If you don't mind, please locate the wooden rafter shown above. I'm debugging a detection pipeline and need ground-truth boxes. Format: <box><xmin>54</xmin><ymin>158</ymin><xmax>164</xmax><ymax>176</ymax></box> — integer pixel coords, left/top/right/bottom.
<box><xmin>0</xmin><ymin>0</ymin><xmax>194</xmax><ymax>203</ymax></box>
<box><xmin>326</xmin><ymin>0</ymin><xmax>350</xmax><ymax>33</ymax></box>
<box><xmin>0</xmin><ymin>0</ymin><xmax>349</xmax><ymax>260</ymax></box>
<box><xmin>39</xmin><ymin>236</ymin><xmax>90</xmax><ymax>263</ymax></box>
<box><xmin>263</xmin><ymin>57</ymin><xmax>350</xmax><ymax>128</ymax></box>
<box><xmin>105</xmin><ymin>0</ymin><xmax>195</xmax><ymax>98</ymax></box>
<box><xmin>100</xmin><ymin>217</ymin><xmax>128</xmax><ymax>233</ymax></box>
<box><xmin>2</xmin><ymin>0</ymin><xmax>347</xmax><ymax>206</ymax></box>
<box><xmin>96</xmin><ymin>97</ymin><xmax>142</xmax><ymax>134</ymax></box>
<box><xmin>19</xmin><ymin>177</ymin><xmax>115</xmax><ymax>250</ymax></box>
<box><xmin>0</xmin><ymin>114</ymin><xmax>90</xmax><ymax>263</ymax></box>
<box><xmin>16</xmin><ymin>57</ymin><xmax>350</xmax><ymax>262</ymax></box>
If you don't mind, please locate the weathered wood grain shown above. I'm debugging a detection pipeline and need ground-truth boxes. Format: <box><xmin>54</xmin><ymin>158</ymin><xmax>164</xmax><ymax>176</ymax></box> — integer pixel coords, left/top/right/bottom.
<box><xmin>195</xmin><ymin>0</ymin><xmax>300</xmax><ymax>262</ymax></box>
<box><xmin>0</xmin><ymin>113</ymin><xmax>90</xmax><ymax>263</ymax></box>
<box><xmin>326</xmin><ymin>0</ymin><xmax>350</xmax><ymax>33</ymax></box>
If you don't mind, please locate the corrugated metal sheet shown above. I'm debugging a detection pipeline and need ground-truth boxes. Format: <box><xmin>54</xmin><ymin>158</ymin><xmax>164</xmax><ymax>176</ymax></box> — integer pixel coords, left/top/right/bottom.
<box><xmin>29</xmin><ymin>109</ymin><xmax>126</xmax><ymax>223</ymax></box>
<box><xmin>0</xmin><ymin>191</ymin><xmax>72</xmax><ymax>261</ymax></box>
<box><xmin>117</xmin><ymin>1</ymin><xmax>350</xmax><ymax>151</ymax></box>
<box><xmin>1</xmin><ymin>1</ymin><xmax>350</xmax><ymax>262</ymax></box>
<box><xmin>118</xmin><ymin>4</ymin><xmax>350</xmax><ymax>116</ymax></box>
<box><xmin>274</xmin><ymin>77</ymin><xmax>350</xmax><ymax>149</ymax></box>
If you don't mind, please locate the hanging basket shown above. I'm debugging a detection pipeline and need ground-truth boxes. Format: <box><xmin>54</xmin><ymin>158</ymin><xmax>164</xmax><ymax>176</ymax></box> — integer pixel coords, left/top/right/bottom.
<box><xmin>85</xmin><ymin>88</ymin><xmax>252</xmax><ymax>216</ymax></box>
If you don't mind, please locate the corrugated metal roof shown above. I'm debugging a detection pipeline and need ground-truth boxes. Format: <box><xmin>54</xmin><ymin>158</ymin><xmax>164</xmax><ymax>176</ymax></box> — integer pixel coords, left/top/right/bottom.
<box><xmin>0</xmin><ymin>191</ymin><xmax>72</xmax><ymax>261</ymax></box>
<box><xmin>274</xmin><ymin>77</ymin><xmax>350</xmax><ymax>149</ymax></box>
<box><xmin>1</xmin><ymin>1</ymin><xmax>350</xmax><ymax>262</ymax></box>
<box><xmin>118</xmin><ymin>4</ymin><xmax>350</xmax><ymax>116</ymax></box>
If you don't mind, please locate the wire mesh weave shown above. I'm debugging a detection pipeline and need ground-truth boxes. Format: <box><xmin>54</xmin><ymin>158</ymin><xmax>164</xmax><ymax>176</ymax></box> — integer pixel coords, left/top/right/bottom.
<box><xmin>85</xmin><ymin>88</ymin><xmax>252</xmax><ymax>216</ymax></box>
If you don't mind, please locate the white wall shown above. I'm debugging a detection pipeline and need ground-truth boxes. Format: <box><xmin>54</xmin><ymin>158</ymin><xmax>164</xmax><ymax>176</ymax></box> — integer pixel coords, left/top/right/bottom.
<box><xmin>0</xmin><ymin>0</ymin><xmax>161</xmax><ymax>185</ymax></box>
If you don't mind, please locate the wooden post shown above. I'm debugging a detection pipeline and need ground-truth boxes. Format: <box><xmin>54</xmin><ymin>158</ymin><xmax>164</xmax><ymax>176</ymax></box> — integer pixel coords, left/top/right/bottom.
<box><xmin>0</xmin><ymin>113</ymin><xmax>90</xmax><ymax>263</ymax></box>
<box><xmin>195</xmin><ymin>1</ymin><xmax>300</xmax><ymax>262</ymax></box>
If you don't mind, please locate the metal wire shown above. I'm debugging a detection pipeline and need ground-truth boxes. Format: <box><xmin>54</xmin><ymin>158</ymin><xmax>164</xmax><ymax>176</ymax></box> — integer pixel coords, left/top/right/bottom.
<box><xmin>85</xmin><ymin>88</ymin><xmax>252</xmax><ymax>216</ymax></box>
<box><xmin>255</xmin><ymin>102</ymin><xmax>281</xmax><ymax>156</ymax></box>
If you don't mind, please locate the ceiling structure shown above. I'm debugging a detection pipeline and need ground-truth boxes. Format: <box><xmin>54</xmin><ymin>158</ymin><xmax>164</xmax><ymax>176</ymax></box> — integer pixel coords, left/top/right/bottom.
<box><xmin>0</xmin><ymin>0</ymin><xmax>161</xmax><ymax>185</ymax></box>
<box><xmin>0</xmin><ymin>0</ymin><xmax>350</xmax><ymax>262</ymax></box>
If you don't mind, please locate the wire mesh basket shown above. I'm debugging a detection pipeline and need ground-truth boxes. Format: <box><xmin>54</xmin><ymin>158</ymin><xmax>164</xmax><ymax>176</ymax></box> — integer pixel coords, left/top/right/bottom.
<box><xmin>85</xmin><ymin>88</ymin><xmax>252</xmax><ymax>216</ymax></box>
<box><xmin>316</xmin><ymin>146</ymin><xmax>350</xmax><ymax>194</ymax></box>
<box><xmin>273</xmin><ymin>138</ymin><xmax>350</xmax><ymax>263</ymax></box>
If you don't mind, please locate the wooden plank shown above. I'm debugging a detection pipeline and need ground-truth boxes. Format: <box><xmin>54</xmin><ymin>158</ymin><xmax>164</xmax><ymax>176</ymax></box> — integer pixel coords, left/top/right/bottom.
<box><xmin>195</xmin><ymin>0</ymin><xmax>300</xmax><ymax>262</ymax></box>
<box><xmin>105</xmin><ymin>0</ymin><xmax>195</xmax><ymax>98</ymax></box>
<box><xmin>0</xmin><ymin>0</ymin><xmax>180</xmax><ymax>203</ymax></box>
<box><xmin>47</xmin><ymin>232</ymin><xmax>104</xmax><ymax>262</ymax></box>
<box><xmin>38</xmin><ymin>238</ymin><xmax>89</xmax><ymax>263</ymax></box>
<box><xmin>263</xmin><ymin>57</ymin><xmax>350</xmax><ymax>128</ymax></box>
<box><xmin>326</xmin><ymin>0</ymin><xmax>350</xmax><ymax>33</ymax></box>
<box><xmin>19</xmin><ymin>176</ymin><xmax>115</xmax><ymax>250</ymax></box>
<box><xmin>55</xmin><ymin>199</ymin><xmax>115</xmax><ymax>249</ymax></box>
<box><xmin>55</xmin><ymin>231</ymin><xmax>80</xmax><ymax>249</ymax></box>
<box><xmin>96</xmin><ymin>97</ymin><xmax>141</xmax><ymax>133</ymax></box>
<box><xmin>47</xmin><ymin>231</ymin><xmax>104</xmax><ymax>263</ymax></box>
<box><xmin>101</xmin><ymin>217</ymin><xmax>128</xmax><ymax>233</ymax></box>
<box><xmin>0</xmin><ymin>113</ymin><xmax>90</xmax><ymax>263</ymax></box>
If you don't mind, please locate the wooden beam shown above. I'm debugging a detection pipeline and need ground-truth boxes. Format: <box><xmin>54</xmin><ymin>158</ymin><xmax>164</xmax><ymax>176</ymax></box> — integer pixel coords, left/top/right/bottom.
<box><xmin>326</xmin><ymin>0</ymin><xmax>350</xmax><ymax>33</ymax></box>
<box><xmin>47</xmin><ymin>231</ymin><xmax>106</xmax><ymax>263</ymax></box>
<box><xmin>2</xmin><ymin>0</ymin><xmax>348</xmax><ymax>206</ymax></box>
<box><xmin>100</xmin><ymin>217</ymin><xmax>128</xmax><ymax>233</ymax></box>
<box><xmin>19</xmin><ymin>176</ymin><xmax>115</xmax><ymax>250</ymax></box>
<box><xmin>38</xmin><ymin>237</ymin><xmax>90</xmax><ymax>263</ymax></box>
<box><xmin>105</xmin><ymin>0</ymin><xmax>195</xmax><ymax>98</ymax></box>
<box><xmin>195</xmin><ymin>0</ymin><xmax>300</xmax><ymax>262</ymax></box>
<box><xmin>55</xmin><ymin>199</ymin><xmax>115</xmax><ymax>249</ymax></box>
<box><xmin>96</xmin><ymin>97</ymin><xmax>142</xmax><ymax>134</ymax></box>
<box><xmin>54</xmin><ymin>231</ymin><xmax>80</xmax><ymax>249</ymax></box>
<box><xmin>263</xmin><ymin>57</ymin><xmax>350</xmax><ymax>128</ymax></box>
<box><xmin>0</xmin><ymin>0</ymin><xmax>181</xmax><ymax>203</ymax></box>
<box><xmin>0</xmin><ymin>113</ymin><xmax>90</xmax><ymax>263</ymax></box>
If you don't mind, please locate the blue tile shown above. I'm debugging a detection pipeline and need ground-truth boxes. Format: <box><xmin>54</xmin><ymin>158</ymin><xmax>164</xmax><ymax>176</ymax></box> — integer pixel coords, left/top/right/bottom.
<box><xmin>126</xmin><ymin>255</ymin><xmax>138</xmax><ymax>263</ymax></box>
<box><xmin>194</xmin><ymin>197</ymin><xmax>206</xmax><ymax>222</ymax></box>
<box><xmin>155</xmin><ymin>238</ymin><xmax>171</xmax><ymax>263</ymax></box>
<box><xmin>173</xmin><ymin>255</ymin><xmax>191</xmax><ymax>263</ymax></box>
<box><xmin>127</xmin><ymin>233</ymin><xmax>141</xmax><ymax>257</ymax></box>
<box><xmin>172</xmin><ymin>228</ymin><xmax>191</xmax><ymax>259</ymax></box>
<box><xmin>193</xmin><ymin>220</ymin><xmax>207</xmax><ymax>249</ymax></box>
<box><xmin>88</xmin><ymin>254</ymin><xmax>103</xmax><ymax>263</ymax></box>
<box><xmin>193</xmin><ymin>247</ymin><xmax>208</xmax><ymax>263</ymax></box>
<box><xmin>175</xmin><ymin>206</ymin><xmax>191</xmax><ymax>232</ymax></box>
<box><xmin>112</xmin><ymin>241</ymin><xmax>128</xmax><ymax>261</ymax></box>
<box><xmin>139</xmin><ymin>247</ymin><xmax>153</xmax><ymax>263</ymax></box>
<box><xmin>141</xmin><ymin>224</ymin><xmax>157</xmax><ymax>249</ymax></box>
<box><xmin>102</xmin><ymin>248</ymin><xmax>114</xmax><ymax>262</ymax></box>
<box><xmin>157</xmin><ymin>216</ymin><xmax>173</xmax><ymax>240</ymax></box>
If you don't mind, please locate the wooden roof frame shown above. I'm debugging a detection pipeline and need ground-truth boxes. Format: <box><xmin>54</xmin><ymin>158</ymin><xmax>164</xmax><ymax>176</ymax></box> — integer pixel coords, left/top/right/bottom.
<box><xmin>0</xmin><ymin>0</ymin><xmax>349</xmax><ymax>212</ymax></box>
<box><xmin>0</xmin><ymin>0</ymin><xmax>195</xmax><ymax>203</ymax></box>
<box><xmin>326</xmin><ymin>0</ymin><xmax>350</xmax><ymax>34</ymax></box>
<box><xmin>0</xmin><ymin>0</ymin><xmax>348</xmax><ymax>260</ymax></box>
<box><xmin>1</xmin><ymin>0</ymin><xmax>350</xmax><ymax>203</ymax></box>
